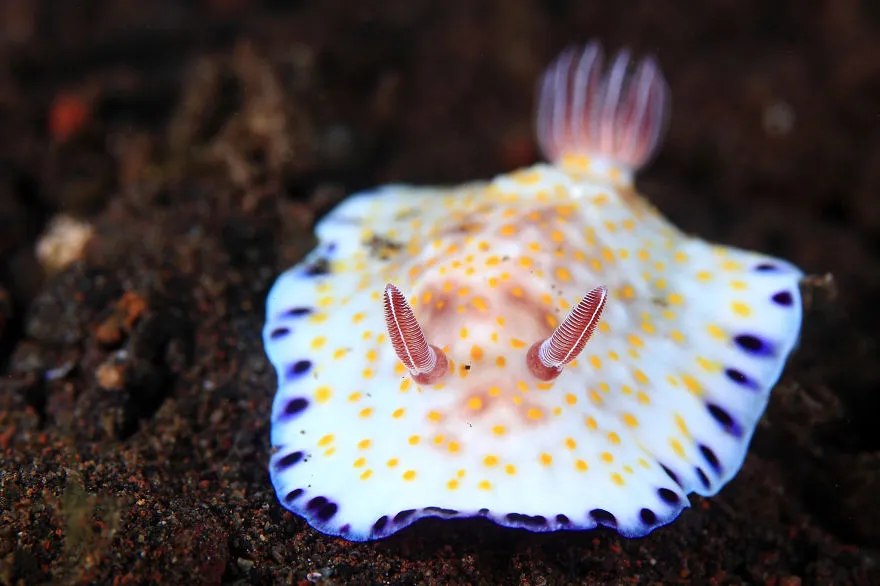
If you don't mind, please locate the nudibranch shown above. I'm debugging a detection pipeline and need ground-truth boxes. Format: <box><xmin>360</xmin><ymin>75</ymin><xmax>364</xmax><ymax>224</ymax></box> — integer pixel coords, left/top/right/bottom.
<box><xmin>263</xmin><ymin>41</ymin><xmax>803</xmax><ymax>541</ymax></box>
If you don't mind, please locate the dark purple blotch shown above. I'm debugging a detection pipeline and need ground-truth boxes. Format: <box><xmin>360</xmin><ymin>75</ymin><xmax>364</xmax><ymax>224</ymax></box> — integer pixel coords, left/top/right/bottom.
<box><xmin>695</xmin><ymin>467</ymin><xmax>711</xmax><ymax>489</ymax></box>
<box><xmin>660</xmin><ymin>463</ymin><xmax>682</xmax><ymax>488</ymax></box>
<box><xmin>283</xmin><ymin>307</ymin><xmax>313</xmax><ymax>318</ymax></box>
<box><xmin>372</xmin><ymin>516</ymin><xmax>389</xmax><ymax>533</ymax></box>
<box><xmin>556</xmin><ymin>514</ymin><xmax>571</xmax><ymax>525</ymax></box>
<box><xmin>478</xmin><ymin>508</ymin><xmax>490</xmax><ymax>516</ymax></box>
<box><xmin>286</xmin><ymin>359</ymin><xmax>312</xmax><ymax>380</ymax></box>
<box><xmin>590</xmin><ymin>508</ymin><xmax>617</xmax><ymax>528</ymax></box>
<box><xmin>724</xmin><ymin>367</ymin><xmax>758</xmax><ymax>390</ymax></box>
<box><xmin>424</xmin><ymin>506</ymin><xmax>458</xmax><ymax>516</ymax></box>
<box><xmin>505</xmin><ymin>513</ymin><xmax>547</xmax><ymax>528</ymax></box>
<box><xmin>772</xmin><ymin>291</ymin><xmax>793</xmax><ymax>306</ymax></box>
<box><xmin>754</xmin><ymin>263</ymin><xmax>778</xmax><ymax>272</ymax></box>
<box><xmin>639</xmin><ymin>508</ymin><xmax>658</xmax><ymax>525</ymax></box>
<box><xmin>276</xmin><ymin>451</ymin><xmax>304</xmax><ymax>469</ymax></box>
<box><xmin>307</xmin><ymin>496</ymin><xmax>338</xmax><ymax>521</ymax></box>
<box><xmin>699</xmin><ymin>444</ymin><xmax>722</xmax><ymax>473</ymax></box>
<box><xmin>282</xmin><ymin>397</ymin><xmax>309</xmax><ymax>418</ymax></box>
<box><xmin>707</xmin><ymin>402</ymin><xmax>742</xmax><ymax>437</ymax></box>
<box><xmin>270</xmin><ymin>327</ymin><xmax>291</xmax><ymax>340</ymax></box>
<box><xmin>393</xmin><ymin>509</ymin><xmax>416</xmax><ymax>524</ymax></box>
<box><xmin>284</xmin><ymin>488</ymin><xmax>305</xmax><ymax>502</ymax></box>
<box><xmin>734</xmin><ymin>334</ymin><xmax>775</xmax><ymax>357</ymax></box>
<box><xmin>657</xmin><ymin>488</ymin><xmax>680</xmax><ymax>505</ymax></box>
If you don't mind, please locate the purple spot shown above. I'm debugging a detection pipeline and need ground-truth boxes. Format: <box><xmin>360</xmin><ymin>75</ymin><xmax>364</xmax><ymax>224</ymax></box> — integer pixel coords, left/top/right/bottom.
<box><xmin>304</xmin><ymin>258</ymin><xmax>330</xmax><ymax>277</ymax></box>
<box><xmin>772</xmin><ymin>291</ymin><xmax>794</xmax><ymax>306</ymax></box>
<box><xmin>590</xmin><ymin>508</ymin><xmax>617</xmax><ymax>528</ymax></box>
<box><xmin>284</xmin><ymin>307</ymin><xmax>312</xmax><ymax>318</ymax></box>
<box><xmin>725</xmin><ymin>368</ymin><xmax>758</xmax><ymax>390</ymax></box>
<box><xmin>505</xmin><ymin>513</ymin><xmax>547</xmax><ymax>527</ymax></box>
<box><xmin>424</xmin><ymin>506</ymin><xmax>458</xmax><ymax>516</ymax></box>
<box><xmin>478</xmin><ymin>508</ymin><xmax>490</xmax><ymax>516</ymax></box>
<box><xmin>307</xmin><ymin>496</ymin><xmax>338</xmax><ymax>521</ymax></box>
<box><xmin>734</xmin><ymin>334</ymin><xmax>774</xmax><ymax>356</ymax></box>
<box><xmin>660</xmin><ymin>463</ymin><xmax>682</xmax><ymax>487</ymax></box>
<box><xmin>657</xmin><ymin>488</ymin><xmax>680</xmax><ymax>505</ymax></box>
<box><xmin>639</xmin><ymin>508</ymin><xmax>657</xmax><ymax>525</ymax></box>
<box><xmin>276</xmin><ymin>451</ymin><xmax>304</xmax><ymax>469</ymax></box>
<box><xmin>695</xmin><ymin>467</ymin><xmax>711</xmax><ymax>489</ymax></box>
<box><xmin>755</xmin><ymin>263</ymin><xmax>778</xmax><ymax>272</ymax></box>
<box><xmin>283</xmin><ymin>397</ymin><xmax>309</xmax><ymax>417</ymax></box>
<box><xmin>699</xmin><ymin>444</ymin><xmax>721</xmax><ymax>473</ymax></box>
<box><xmin>707</xmin><ymin>403</ymin><xmax>742</xmax><ymax>437</ymax></box>
<box><xmin>338</xmin><ymin>524</ymin><xmax>350</xmax><ymax>534</ymax></box>
<box><xmin>270</xmin><ymin>327</ymin><xmax>291</xmax><ymax>339</ymax></box>
<box><xmin>393</xmin><ymin>509</ymin><xmax>416</xmax><ymax>524</ymax></box>
<box><xmin>556</xmin><ymin>514</ymin><xmax>571</xmax><ymax>525</ymax></box>
<box><xmin>286</xmin><ymin>359</ymin><xmax>312</xmax><ymax>380</ymax></box>
<box><xmin>372</xmin><ymin>516</ymin><xmax>389</xmax><ymax>533</ymax></box>
<box><xmin>284</xmin><ymin>488</ymin><xmax>304</xmax><ymax>502</ymax></box>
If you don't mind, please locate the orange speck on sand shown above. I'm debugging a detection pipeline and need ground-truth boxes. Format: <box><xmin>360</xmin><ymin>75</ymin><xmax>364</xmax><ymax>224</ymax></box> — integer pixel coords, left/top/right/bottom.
<box><xmin>48</xmin><ymin>93</ymin><xmax>90</xmax><ymax>143</ymax></box>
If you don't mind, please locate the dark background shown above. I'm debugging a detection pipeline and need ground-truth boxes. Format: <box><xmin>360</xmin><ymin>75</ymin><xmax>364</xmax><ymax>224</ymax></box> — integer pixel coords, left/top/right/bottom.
<box><xmin>1</xmin><ymin>1</ymin><xmax>878</xmax><ymax>584</ymax></box>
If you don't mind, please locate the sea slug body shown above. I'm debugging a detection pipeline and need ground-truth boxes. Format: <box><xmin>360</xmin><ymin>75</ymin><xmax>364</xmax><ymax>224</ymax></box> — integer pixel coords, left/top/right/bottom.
<box><xmin>262</xmin><ymin>41</ymin><xmax>804</xmax><ymax>541</ymax></box>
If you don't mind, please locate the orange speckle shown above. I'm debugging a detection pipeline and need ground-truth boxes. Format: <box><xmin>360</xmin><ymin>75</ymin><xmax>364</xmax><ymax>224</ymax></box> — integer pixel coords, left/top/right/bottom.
<box><xmin>403</xmin><ymin>470</ymin><xmax>417</xmax><ymax>481</ymax></box>
<box><xmin>408</xmin><ymin>435</ymin><xmax>420</xmax><ymax>445</ymax></box>
<box><xmin>540</xmin><ymin>453</ymin><xmax>553</xmax><ymax>466</ymax></box>
<box><xmin>484</xmin><ymin>455</ymin><xmax>499</xmax><ymax>466</ymax></box>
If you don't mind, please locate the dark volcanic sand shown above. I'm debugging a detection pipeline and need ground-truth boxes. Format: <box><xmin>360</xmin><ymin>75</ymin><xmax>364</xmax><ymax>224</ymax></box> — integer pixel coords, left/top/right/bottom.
<box><xmin>1</xmin><ymin>1</ymin><xmax>879</xmax><ymax>584</ymax></box>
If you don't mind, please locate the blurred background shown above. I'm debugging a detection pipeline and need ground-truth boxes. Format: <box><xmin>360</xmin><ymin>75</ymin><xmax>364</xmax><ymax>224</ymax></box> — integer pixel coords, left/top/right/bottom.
<box><xmin>0</xmin><ymin>1</ymin><xmax>878</xmax><ymax>584</ymax></box>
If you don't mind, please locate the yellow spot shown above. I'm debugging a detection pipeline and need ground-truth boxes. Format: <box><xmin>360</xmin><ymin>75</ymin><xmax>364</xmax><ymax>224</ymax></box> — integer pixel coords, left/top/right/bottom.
<box><xmin>459</xmin><ymin>327</ymin><xmax>469</xmax><ymax>340</ymax></box>
<box><xmin>408</xmin><ymin>435</ymin><xmax>420</xmax><ymax>445</ymax></box>
<box><xmin>551</xmin><ymin>230</ymin><xmax>564</xmax><ymax>242</ymax></box>
<box><xmin>600</xmin><ymin>452</ymin><xmax>614</xmax><ymax>463</ymax></box>
<box><xmin>392</xmin><ymin>408</ymin><xmax>405</xmax><ymax>419</ymax></box>
<box><xmin>697</xmin><ymin>356</ymin><xmax>720</xmax><ymax>372</ymax></box>
<box><xmin>489</xmin><ymin>385</ymin><xmax>502</xmax><ymax>397</ymax></box>
<box><xmin>478</xmin><ymin>480</ymin><xmax>492</xmax><ymax>491</ymax></box>
<box><xmin>627</xmin><ymin>334</ymin><xmax>644</xmax><ymax>348</ymax></box>
<box><xmin>540</xmin><ymin>453</ymin><xmax>553</xmax><ymax>466</ymax></box>
<box><xmin>486</xmin><ymin>255</ymin><xmax>501</xmax><ymax>266</ymax></box>
<box><xmin>641</xmin><ymin>322</ymin><xmax>656</xmax><ymax>335</ymax></box>
<box><xmin>611</xmin><ymin>473</ymin><xmax>625</xmax><ymax>486</ymax></box>
<box><xmin>707</xmin><ymin>324</ymin><xmax>726</xmax><ymax>339</ymax></box>
<box><xmin>387</xmin><ymin>458</ymin><xmax>399</xmax><ymax>468</ymax></box>
<box><xmin>517</xmin><ymin>380</ymin><xmax>529</xmax><ymax>392</ymax></box>
<box><xmin>505</xmin><ymin>464</ymin><xmax>517</xmax><ymax>475</ymax></box>
<box><xmin>352</xmin><ymin>312</ymin><xmax>366</xmax><ymax>323</ymax></box>
<box><xmin>348</xmin><ymin>392</ymin><xmax>362</xmax><ymax>402</ymax></box>
<box><xmin>488</xmin><ymin>277</ymin><xmax>499</xmax><ymax>288</ymax></box>
<box><xmin>527</xmin><ymin>408</ymin><xmax>544</xmax><ymax>420</ymax></box>
<box><xmin>448</xmin><ymin>441</ymin><xmax>461</xmax><ymax>453</ymax></box>
<box><xmin>668</xmin><ymin>293</ymin><xmax>684</xmax><ymax>305</ymax></box>
<box><xmin>682</xmin><ymin>374</ymin><xmax>704</xmax><ymax>396</ymax></box>
<box><xmin>555</xmin><ymin>267</ymin><xmax>572</xmax><ymax>282</ymax></box>
<box><xmin>536</xmin><ymin>382</ymin><xmax>553</xmax><ymax>390</ymax></box>
<box><xmin>484</xmin><ymin>455</ymin><xmax>499</xmax><ymax>467</ymax></box>
<box><xmin>585</xmin><ymin>416</ymin><xmax>598</xmax><ymax>430</ymax></box>
<box><xmin>731</xmin><ymin>280</ymin><xmax>748</xmax><ymax>290</ymax></box>
<box><xmin>500</xmin><ymin>224</ymin><xmax>517</xmax><ymax>236</ymax></box>
<box><xmin>492</xmin><ymin>425</ymin><xmax>506</xmax><ymax>436</ymax></box>
<box><xmin>333</xmin><ymin>348</ymin><xmax>348</xmax><ymax>360</ymax></box>
<box><xmin>399</xmin><ymin>378</ymin><xmax>411</xmax><ymax>392</ymax></box>
<box><xmin>731</xmin><ymin>301</ymin><xmax>752</xmax><ymax>317</ymax></box>
<box><xmin>696</xmin><ymin>270</ymin><xmax>712</xmax><ymax>282</ymax></box>
<box><xmin>311</xmin><ymin>336</ymin><xmax>327</xmax><ymax>350</ymax></box>
<box><xmin>674</xmin><ymin>251</ymin><xmax>688</xmax><ymax>263</ymax></box>
<box><xmin>395</xmin><ymin>362</ymin><xmax>406</xmax><ymax>374</ymax></box>
<box><xmin>590</xmin><ymin>355</ymin><xmax>602</xmax><ymax>369</ymax></box>
<box><xmin>510</xmin><ymin>338</ymin><xmax>526</xmax><ymax>349</ymax></box>
<box><xmin>670</xmin><ymin>438</ymin><xmax>686</xmax><ymax>458</ymax></box>
<box><xmin>359</xmin><ymin>407</ymin><xmax>373</xmax><ymax>418</ymax></box>
<box><xmin>607</xmin><ymin>432</ymin><xmax>621</xmax><ymax>445</ymax></box>
<box><xmin>360</xmin><ymin>469</ymin><xmax>373</xmax><ymax>480</ymax></box>
<box><xmin>323</xmin><ymin>447</ymin><xmax>336</xmax><ymax>457</ymax></box>
<box><xmin>433</xmin><ymin>434</ymin><xmax>445</xmax><ymax>445</ymax></box>
<box><xmin>362</xmin><ymin>368</ymin><xmax>374</xmax><ymax>379</ymax></box>
<box><xmin>467</xmin><ymin>396</ymin><xmax>483</xmax><ymax>410</ymax></box>
<box><xmin>318</xmin><ymin>434</ymin><xmax>334</xmax><ymax>447</ymax></box>
<box><xmin>671</xmin><ymin>330</ymin><xmax>686</xmax><ymax>344</ymax></box>
<box><xmin>315</xmin><ymin>386</ymin><xmax>332</xmax><ymax>403</ymax></box>
<box><xmin>427</xmin><ymin>410</ymin><xmax>443</xmax><ymax>423</ymax></box>
<box><xmin>637</xmin><ymin>249</ymin><xmax>649</xmax><ymax>262</ymax></box>
<box><xmin>622</xmin><ymin>413</ymin><xmax>639</xmax><ymax>427</ymax></box>
<box><xmin>637</xmin><ymin>392</ymin><xmax>650</xmax><ymax>405</ymax></box>
<box><xmin>565</xmin><ymin>438</ymin><xmax>577</xmax><ymax>450</ymax></box>
<box><xmin>511</xmin><ymin>287</ymin><xmax>524</xmax><ymax>298</ymax></box>
<box><xmin>589</xmin><ymin>390</ymin><xmax>603</xmax><ymax>404</ymax></box>
<box><xmin>518</xmin><ymin>256</ymin><xmax>533</xmax><ymax>268</ymax></box>
<box><xmin>358</xmin><ymin>439</ymin><xmax>371</xmax><ymax>450</ymax></box>
<box><xmin>721</xmin><ymin>260</ymin><xmax>742</xmax><ymax>271</ymax></box>
<box><xmin>676</xmin><ymin>414</ymin><xmax>692</xmax><ymax>439</ymax></box>
<box><xmin>403</xmin><ymin>470</ymin><xmax>417</xmax><ymax>481</ymax></box>
<box><xmin>457</xmin><ymin>469</ymin><xmax>466</xmax><ymax>478</ymax></box>
<box><xmin>565</xmin><ymin>393</ymin><xmax>577</xmax><ymax>405</ymax></box>
<box><xmin>575</xmin><ymin>459</ymin><xmax>588</xmax><ymax>472</ymax></box>
<box><xmin>353</xmin><ymin>457</ymin><xmax>366</xmax><ymax>468</ymax></box>
<box><xmin>545</xmin><ymin>313</ymin><xmax>558</xmax><ymax>328</ymax></box>
<box><xmin>621</xmin><ymin>384</ymin><xmax>633</xmax><ymax>395</ymax></box>
<box><xmin>496</xmin><ymin>316</ymin><xmax>505</xmax><ymax>327</ymax></box>
<box><xmin>447</xmin><ymin>479</ymin><xmax>459</xmax><ymax>490</ymax></box>
<box><xmin>633</xmin><ymin>369</ymin><xmax>649</xmax><ymax>385</ymax></box>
